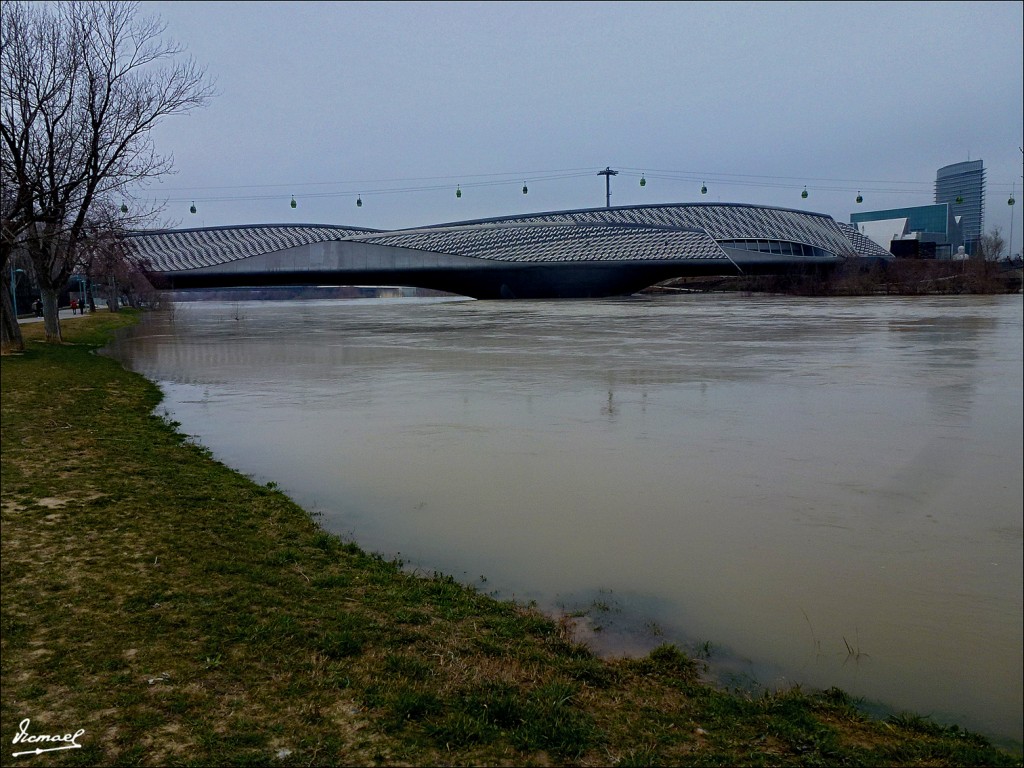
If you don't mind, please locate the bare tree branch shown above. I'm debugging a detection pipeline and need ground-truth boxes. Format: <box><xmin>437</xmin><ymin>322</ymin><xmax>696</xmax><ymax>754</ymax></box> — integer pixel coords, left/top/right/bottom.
<box><xmin>0</xmin><ymin>0</ymin><xmax>214</xmax><ymax>342</ymax></box>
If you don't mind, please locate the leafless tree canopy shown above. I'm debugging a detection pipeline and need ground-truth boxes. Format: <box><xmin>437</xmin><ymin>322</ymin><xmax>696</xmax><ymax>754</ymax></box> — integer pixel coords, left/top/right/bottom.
<box><xmin>976</xmin><ymin>227</ymin><xmax>1006</xmax><ymax>261</ymax></box>
<box><xmin>1</xmin><ymin>0</ymin><xmax>213</xmax><ymax>346</ymax></box>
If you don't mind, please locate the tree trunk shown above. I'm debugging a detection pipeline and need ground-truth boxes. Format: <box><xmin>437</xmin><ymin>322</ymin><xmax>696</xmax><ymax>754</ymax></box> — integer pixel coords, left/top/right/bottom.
<box><xmin>40</xmin><ymin>285</ymin><xmax>62</xmax><ymax>343</ymax></box>
<box><xmin>107</xmin><ymin>275</ymin><xmax>120</xmax><ymax>312</ymax></box>
<box><xmin>0</xmin><ymin>276</ymin><xmax>26</xmax><ymax>353</ymax></box>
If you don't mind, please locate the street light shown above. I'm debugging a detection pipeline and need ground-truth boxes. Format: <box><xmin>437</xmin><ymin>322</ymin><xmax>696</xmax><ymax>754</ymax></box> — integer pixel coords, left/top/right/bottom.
<box><xmin>9</xmin><ymin>265</ymin><xmax>26</xmax><ymax>315</ymax></box>
<box><xmin>75</xmin><ymin>276</ymin><xmax>89</xmax><ymax>313</ymax></box>
<box><xmin>1009</xmin><ymin>184</ymin><xmax>1016</xmax><ymax>263</ymax></box>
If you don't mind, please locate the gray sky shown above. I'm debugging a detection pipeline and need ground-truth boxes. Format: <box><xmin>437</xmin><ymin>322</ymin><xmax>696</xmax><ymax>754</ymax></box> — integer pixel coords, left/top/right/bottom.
<box><xmin>139</xmin><ymin>0</ymin><xmax>1024</xmax><ymax>250</ymax></box>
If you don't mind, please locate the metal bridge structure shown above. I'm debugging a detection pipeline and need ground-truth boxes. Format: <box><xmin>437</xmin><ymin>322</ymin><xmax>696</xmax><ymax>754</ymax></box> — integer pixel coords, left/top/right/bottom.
<box><xmin>127</xmin><ymin>202</ymin><xmax>893</xmax><ymax>299</ymax></box>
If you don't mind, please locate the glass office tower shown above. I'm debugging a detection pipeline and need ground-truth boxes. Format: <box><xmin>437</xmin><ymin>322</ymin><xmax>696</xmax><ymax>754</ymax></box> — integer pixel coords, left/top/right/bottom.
<box><xmin>935</xmin><ymin>160</ymin><xmax>985</xmax><ymax>254</ymax></box>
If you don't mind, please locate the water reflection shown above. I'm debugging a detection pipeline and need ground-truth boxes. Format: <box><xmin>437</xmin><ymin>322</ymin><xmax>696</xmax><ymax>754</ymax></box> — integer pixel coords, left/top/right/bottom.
<box><xmin>105</xmin><ymin>294</ymin><xmax>1023</xmax><ymax>748</ymax></box>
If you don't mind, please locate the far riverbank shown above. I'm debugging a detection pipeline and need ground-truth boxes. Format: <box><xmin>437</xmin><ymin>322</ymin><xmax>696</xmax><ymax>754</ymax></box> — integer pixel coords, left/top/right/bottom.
<box><xmin>646</xmin><ymin>257</ymin><xmax>1023</xmax><ymax>295</ymax></box>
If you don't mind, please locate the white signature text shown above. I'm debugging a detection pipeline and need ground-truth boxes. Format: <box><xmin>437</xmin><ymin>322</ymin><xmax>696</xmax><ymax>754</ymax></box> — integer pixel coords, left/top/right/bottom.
<box><xmin>11</xmin><ymin>718</ymin><xmax>85</xmax><ymax>758</ymax></box>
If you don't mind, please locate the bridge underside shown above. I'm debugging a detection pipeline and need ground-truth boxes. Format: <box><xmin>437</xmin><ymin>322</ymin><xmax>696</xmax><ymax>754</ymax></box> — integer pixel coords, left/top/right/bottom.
<box><xmin>149</xmin><ymin>258</ymin><xmax>839</xmax><ymax>300</ymax></box>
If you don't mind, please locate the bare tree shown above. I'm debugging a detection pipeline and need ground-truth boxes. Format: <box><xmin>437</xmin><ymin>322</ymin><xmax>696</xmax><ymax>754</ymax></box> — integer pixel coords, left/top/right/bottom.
<box><xmin>76</xmin><ymin>201</ymin><xmax>159</xmax><ymax>312</ymax></box>
<box><xmin>976</xmin><ymin>227</ymin><xmax>1006</xmax><ymax>262</ymax></box>
<box><xmin>1</xmin><ymin>181</ymin><xmax>29</xmax><ymax>352</ymax></box>
<box><xmin>0</xmin><ymin>0</ymin><xmax>213</xmax><ymax>343</ymax></box>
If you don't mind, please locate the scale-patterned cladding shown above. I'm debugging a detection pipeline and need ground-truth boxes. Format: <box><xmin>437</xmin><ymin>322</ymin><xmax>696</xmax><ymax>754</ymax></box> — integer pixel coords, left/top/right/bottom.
<box><xmin>125</xmin><ymin>202</ymin><xmax>892</xmax><ymax>299</ymax></box>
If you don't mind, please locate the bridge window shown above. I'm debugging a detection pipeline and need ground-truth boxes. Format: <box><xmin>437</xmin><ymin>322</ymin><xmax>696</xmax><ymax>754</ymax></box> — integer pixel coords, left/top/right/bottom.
<box><xmin>717</xmin><ymin>239</ymin><xmax>833</xmax><ymax>258</ymax></box>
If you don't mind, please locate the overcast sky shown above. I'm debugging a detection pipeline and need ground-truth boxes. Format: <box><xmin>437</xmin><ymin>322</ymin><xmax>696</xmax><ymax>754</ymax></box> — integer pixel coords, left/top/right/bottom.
<box><xmin>137</xmin><ymin>0</ymin><xmax>1024</xmax><ymax>250</ymax></box>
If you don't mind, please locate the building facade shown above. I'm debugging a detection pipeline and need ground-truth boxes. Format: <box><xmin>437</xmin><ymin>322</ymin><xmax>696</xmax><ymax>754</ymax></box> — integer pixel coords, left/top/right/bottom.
<box><xmin>850</xmin><ymin>203</ymin><xmax>962</xmax><ymax>258</ymax></box>
<box><xmin>128</xmin><ymin>203</ymin><xmax>893</xmax><ymax>299</ymax></box>
<box><xmin>934</xmin><ymin>160</ymin><xmax>985</xmax><ymax>254</ymax></box>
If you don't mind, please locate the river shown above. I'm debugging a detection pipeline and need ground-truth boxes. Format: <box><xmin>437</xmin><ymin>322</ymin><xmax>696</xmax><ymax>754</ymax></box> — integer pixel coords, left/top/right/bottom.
<box><xmin>103</xmin><ymin>293</ymin><xmax>1023</xmax><ymax>748</ymax></box>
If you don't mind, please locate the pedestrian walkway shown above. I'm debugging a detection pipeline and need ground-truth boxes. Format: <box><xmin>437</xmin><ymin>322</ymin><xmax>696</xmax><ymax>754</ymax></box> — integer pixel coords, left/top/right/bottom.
<box><xmin>17</xmin><ymin>307</ymin><xmax>106</xmax><ymax>325</ymax></box>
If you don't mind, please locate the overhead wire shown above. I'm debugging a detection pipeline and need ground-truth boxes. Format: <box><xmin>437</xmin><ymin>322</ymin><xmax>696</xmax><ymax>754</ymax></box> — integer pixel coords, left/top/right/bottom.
<box><xmin>144</xmin><ymin>165</ymin><xmax>1019</xmax><ymax>206</ymax></box>
<box><xmin>160</xmin><ymin>169</ymin><xmax>597</xmax><ymax>204</ymax></box>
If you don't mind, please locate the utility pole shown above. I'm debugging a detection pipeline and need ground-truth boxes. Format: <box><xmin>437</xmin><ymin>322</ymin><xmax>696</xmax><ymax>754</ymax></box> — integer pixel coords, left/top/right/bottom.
<box><xmin>1010</xmin><ymin>182</ymin><xmax>1016</xmax><ymax>262</ymax></box>
<box><xmin>597</xmin><ymin>167</ymin><xmax>618</xmax><ymax>208</ymax></box>
<box><xmin>1015</xmin><ymin>147</ymin><xmax>1023</xmax><ymax>260</ymax></box>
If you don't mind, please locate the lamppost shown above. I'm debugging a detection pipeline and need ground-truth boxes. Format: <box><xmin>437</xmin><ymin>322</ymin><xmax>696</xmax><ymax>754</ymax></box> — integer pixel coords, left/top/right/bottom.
<box><xmin>9</xmin><ymin>265</ymin><xmax>25</xmax><ymax>315</ymax></box>
<box><xmin>1009</xmin><ymin>184</ymin><xmax>1016</xmax><ymax>263</ymax></box>
<box><xmin>75</xmin><ymin>275</ymin><xmax>88</xmax><ymax>313</ymax></box>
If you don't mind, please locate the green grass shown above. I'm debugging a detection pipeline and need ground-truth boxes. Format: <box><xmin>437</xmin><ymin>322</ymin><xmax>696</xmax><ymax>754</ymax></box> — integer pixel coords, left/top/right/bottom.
<box><xmin>2</xmin><ymin>310</ymin><xmax>1021</xmax><ymax>766</ymax></box>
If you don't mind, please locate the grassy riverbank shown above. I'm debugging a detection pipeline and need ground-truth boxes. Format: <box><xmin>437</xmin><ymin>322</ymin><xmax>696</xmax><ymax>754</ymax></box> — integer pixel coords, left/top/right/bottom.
<box><xmin>2</xmin><ymin>311</ymin><xmax>1020</xmax><ymax>767</ymax></box>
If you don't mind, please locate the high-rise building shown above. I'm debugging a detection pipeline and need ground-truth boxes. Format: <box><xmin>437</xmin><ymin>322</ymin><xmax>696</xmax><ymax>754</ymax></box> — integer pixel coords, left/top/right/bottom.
<box><xmin>935</xmin><ymin>160</ymin><xmax>985</xmax><ymax>254</ymax></box>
